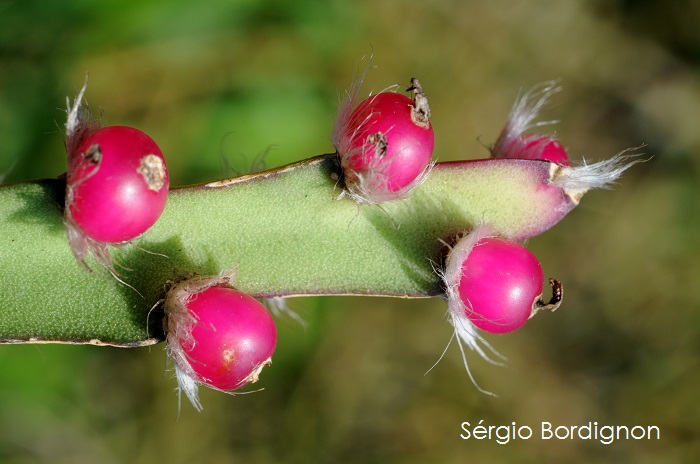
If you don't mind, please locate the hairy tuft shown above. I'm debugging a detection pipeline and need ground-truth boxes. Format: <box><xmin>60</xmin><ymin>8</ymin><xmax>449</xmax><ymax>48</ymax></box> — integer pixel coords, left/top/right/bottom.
<box><xmin>492</xmin><ymin>80</ymin><xmax>561</xmax><ymax>158</ymax></box>
<box><xmin>164</xmin><ymin>268</ymin><xmax>237</xmax><ymax>412</ymax></box>
<box><xmin>553</xmin><ymin>149</ymin><xmax>647</xmax><ymax>193</ymax></box>
<box><xmin>437</xmin><ymin>224</ymin><xmax>506</xmax><ymax>395</ymax></box>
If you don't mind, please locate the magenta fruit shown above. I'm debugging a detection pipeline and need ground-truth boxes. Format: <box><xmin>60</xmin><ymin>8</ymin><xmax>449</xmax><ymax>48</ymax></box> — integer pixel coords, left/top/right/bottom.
<box><xmin>180</xmin><ymin>288</ymin><xmax>276</xmax><ymax>390</ymax></box>
<box><xmin>440</xmin><ymin>225</ymin><xmax>563</xmax><ymax>392</ymax></box>
<box><xmin>334</xmin><ymin>78</ymin><xmax>434</xmax><ymax>203</ymax></box>
<box><xmin>444</xmin><ymin>228</ymin><xmax>562</xmax><ymax>335</ymax></box>
<box><xmin>66</xmin><ymin>125</ymin><xmax>169</xmax><ymax>244</ymax></box>
<box><xmin>165</xmin><ymin>272</ymin><xmax>277</xmax><ymax>411</ymax></box>
<box><xmin>456</xmin><ymin>237</ymin><xmax>544</xmax><ymax>334</ymax></box>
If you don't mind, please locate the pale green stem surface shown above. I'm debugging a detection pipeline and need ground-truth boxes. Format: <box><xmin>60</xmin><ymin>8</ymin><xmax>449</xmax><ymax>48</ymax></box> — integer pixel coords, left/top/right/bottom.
<box><xmin>0</xmin><ymin>154</ymin><xmax>574</xmax><ymax>346</ymax></box>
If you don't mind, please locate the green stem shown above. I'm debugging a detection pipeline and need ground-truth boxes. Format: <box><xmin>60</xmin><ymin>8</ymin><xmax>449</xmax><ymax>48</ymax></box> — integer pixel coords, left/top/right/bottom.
<box><xmin>0</xmin><ymin>154</ymin><xmax>577</xmax><ymax>346</ymax></box>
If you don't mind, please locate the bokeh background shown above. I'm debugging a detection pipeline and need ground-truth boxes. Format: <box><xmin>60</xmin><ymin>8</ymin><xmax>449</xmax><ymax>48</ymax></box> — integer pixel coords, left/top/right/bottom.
<box><xmin>1</xmin><ymin>0</ymin><xmax>699</xmax><ymax>462</ymax></box>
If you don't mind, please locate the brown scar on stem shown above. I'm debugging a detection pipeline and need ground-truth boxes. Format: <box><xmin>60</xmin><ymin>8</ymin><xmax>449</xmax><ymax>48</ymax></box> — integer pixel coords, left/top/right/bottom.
<box><xmin>0</xmin><ymin>337</ymin><xmax>161</xmax><ymax>347</ymax></box>
<box><xmin>201</xmin><ymin>154</ymin><xmax>334</xmax><ymax>189</ymax></box>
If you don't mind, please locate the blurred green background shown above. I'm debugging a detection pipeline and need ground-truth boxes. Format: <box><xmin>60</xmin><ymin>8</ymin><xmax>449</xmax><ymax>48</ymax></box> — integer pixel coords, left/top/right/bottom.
<box><xmin>1</xmin><ymin>0</ymin><xmax>699</xmax><ymax>462</ymax></box>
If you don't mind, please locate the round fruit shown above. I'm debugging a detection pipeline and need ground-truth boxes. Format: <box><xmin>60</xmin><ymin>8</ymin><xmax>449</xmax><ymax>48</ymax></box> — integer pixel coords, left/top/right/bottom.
<box><xmin>179</xmin><ymin>287</ymin><xmax>277</xmax><ymax>391</ymax></box>
<box><xmin>342</xmin><ymin>91</ymin><xmax>433</xmax><ymax>193</ymax></box>
<box><xmin>457</xmin><ymin>238</ymin><xmax>544</xmax><ymax>334</ymax></box>
<box><xmin>66</xmin><ymin>125</ymin><xmax>168</xmax><ymax>243</ymax></box>
<box><xmin>336</xmin><ymin>78</ymin><xmax>434</xmax><ymax>203</ymax></box>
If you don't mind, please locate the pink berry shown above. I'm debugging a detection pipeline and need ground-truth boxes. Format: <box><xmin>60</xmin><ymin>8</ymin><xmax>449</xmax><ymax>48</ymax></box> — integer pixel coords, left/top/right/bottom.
<box><xmin>66</xmin><ymin>125</ymin><xmax>169</xmax><ymax>243</ymax></box>
<box><xmin>441</xmin><ymin>225</ymin><xmax>563</xmax><ymax>393</ymax></box>
<box><xmin>337</xmin><ymin>78</ymin><xmax>434</xmax><ymax>203</ymax></box>
<box><xmin>501</xmin><ymin>134</ymin><xmax>571</xmax><ymax>166</ymax></box>
<box><xmin>164</xmin><ymin>272</ymin><xmax>277</xmax><ymax>410</ymax></box>
<box><xmin>180</xmin><ymin>287</ymin><xmax>277</xmax><ymax>391</ymax></box>
<box><xmin>457</xmin><ymin>238</ymin><xmax>544</xmax><ymax>334</ymax></box>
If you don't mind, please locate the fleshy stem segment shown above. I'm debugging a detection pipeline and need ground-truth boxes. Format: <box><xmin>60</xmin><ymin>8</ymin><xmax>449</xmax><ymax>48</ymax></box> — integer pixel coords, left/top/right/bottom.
<box><xmin>0</xmin><ymin>153</ymin><xmax>633</xmax><ymax>346</ymax></box>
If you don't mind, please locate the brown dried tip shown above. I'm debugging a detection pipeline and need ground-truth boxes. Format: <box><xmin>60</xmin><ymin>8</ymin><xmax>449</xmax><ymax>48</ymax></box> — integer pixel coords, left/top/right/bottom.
<box><xmin>407</xmin><ymin>77</ymin><xmax>431</xmax><ymax>128</ymax></box>
<box><xmin>529</xmin><ymin>278</ymin><xmax>564</xmax><ymax>319</ymax></box>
